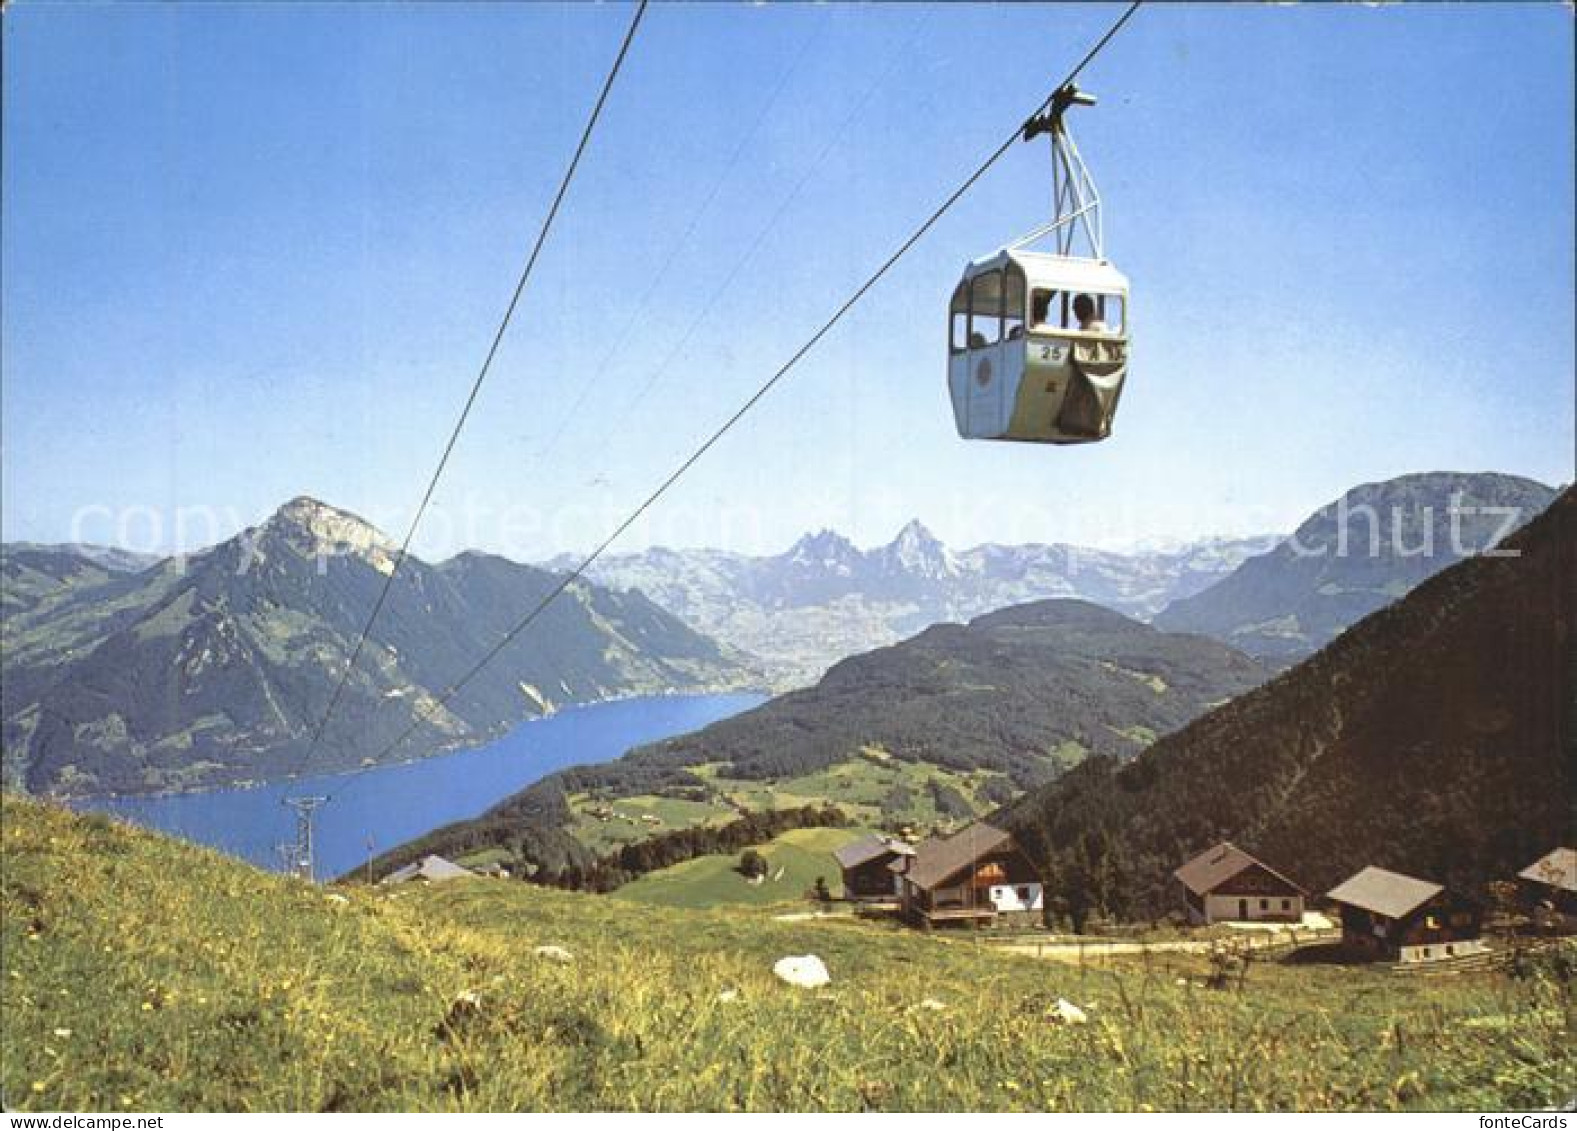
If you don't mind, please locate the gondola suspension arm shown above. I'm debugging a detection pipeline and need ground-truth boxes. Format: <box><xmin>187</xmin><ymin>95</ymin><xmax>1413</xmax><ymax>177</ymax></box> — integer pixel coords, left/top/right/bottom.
<box><xmin>1009</xmin><ymin>84</ymin><xmax>1104</xmax><ymax>259</ymax></box>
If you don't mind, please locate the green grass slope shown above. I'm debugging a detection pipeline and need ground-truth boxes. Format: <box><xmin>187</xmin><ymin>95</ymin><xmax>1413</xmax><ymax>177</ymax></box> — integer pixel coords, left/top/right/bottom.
<box><xmin>610</xmin><ymin>827</ymin><xmax>868</xmax><ymax>909</ymax></box>
<box><xmin>3</xmin><ymin>795</ymin><xmax>1570</xmax><ymax>1112</ymax></box>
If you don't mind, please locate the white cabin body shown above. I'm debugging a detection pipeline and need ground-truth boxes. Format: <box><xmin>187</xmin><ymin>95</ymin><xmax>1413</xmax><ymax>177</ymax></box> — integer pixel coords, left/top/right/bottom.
<box><xmin>948</xmin><ymin>250</ymin><xmax>1130</xmax><ymax>444</ymax></box>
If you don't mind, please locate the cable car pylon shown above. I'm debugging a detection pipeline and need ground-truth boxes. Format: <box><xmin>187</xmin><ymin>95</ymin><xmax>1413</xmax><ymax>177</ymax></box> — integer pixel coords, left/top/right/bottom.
<box><xmin>282</xmin><ymin>795</ymin><xmax>329</xmax><ymax>882</ymax></box>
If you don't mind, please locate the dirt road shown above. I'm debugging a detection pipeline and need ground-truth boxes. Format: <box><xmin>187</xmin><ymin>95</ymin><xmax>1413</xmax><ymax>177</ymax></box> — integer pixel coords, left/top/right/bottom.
<box><xmin>990</xmin><ymin>927</ymin><xmax>1340</xmax><ymax>962</ymax></box>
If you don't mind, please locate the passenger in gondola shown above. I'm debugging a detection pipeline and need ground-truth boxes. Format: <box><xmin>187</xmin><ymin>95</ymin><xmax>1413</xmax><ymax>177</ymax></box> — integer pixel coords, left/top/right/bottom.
<box><xmin>1072</xmin><ymin>293</ymin><xmax>1108</xmax><ymax>333</ymax></box>
<box><xmin>1031</xmin><ymin>290</ymin><xmax>1053</xmax><ymax>328</ymax></box>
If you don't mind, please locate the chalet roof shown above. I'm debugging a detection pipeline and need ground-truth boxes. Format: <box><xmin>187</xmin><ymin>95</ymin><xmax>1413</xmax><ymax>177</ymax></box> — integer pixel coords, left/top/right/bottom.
<box><xmin>833</xmin><ymin>834</ymin><xmax>915</xmax><ymax>871</ymax></box>
<box><xmin>1325</xmin><ymin>866</ymin><xmax>1442</xmax><ymax>919</ymax></box>
<box><xmin>889</xmin><ymin>835</ymin><xmax>939</xmax><ymax>873</ymax></box>
<box><xmin>1518</xmin><ymin>847</ymin><xmax>1576</xmax><ymax>894</ymax></box>
<box><xmin>382</xmin><ymin>854</ymin><xmax>474</xmax><ymax>885</ymax></box>
<box><xmin>903</xmin><ymin>823</ymin><xmax>1018</xmax><ymax>891</ymax></box>
<box><xmin>1173</xmin><ymin>842</ymin><xmax>1306</xmax><ymax>897</ymax></box>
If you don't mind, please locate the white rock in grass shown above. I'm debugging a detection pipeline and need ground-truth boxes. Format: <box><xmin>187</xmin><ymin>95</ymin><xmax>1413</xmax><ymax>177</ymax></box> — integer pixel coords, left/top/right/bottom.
<box><xmin>772</xmin><ymin>954</ymin><xmax>830</xmax><ymax>989</ymax></box>
<box><xmin>534</xmin><ymin>945</ymin><xmax>574</xmax><ymax>964</ymax></box>
<box><xmin>918</xmin><ymin>998</ymin><xmax>947</xmax><ymax>1012</ymax></box>
<box><xmin>1047</xmin><ymin>997</ymin><xmax>1088</xmax><ymax>1026</ymax></box>
<box><xmin>325</xmin><ymin>892</ymin><xmax>350</xmax><ymax>906</ymax></box>
<box><xmin>717</xmin><ymin>988</ymin><xmax>741</xmax><ymax>1004</ymax></box>
<box><xmin>442</xmin><ymin>990</ymin><xmax>484</xmax><ymax>1032</ymax></box>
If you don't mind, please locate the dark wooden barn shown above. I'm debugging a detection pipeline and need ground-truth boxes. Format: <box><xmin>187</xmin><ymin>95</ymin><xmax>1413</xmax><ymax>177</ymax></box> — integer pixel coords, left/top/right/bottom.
<box><xmin>832</xmin><ymin>834</ymin><xmax>914</xmax><ymax>900</ymax></box>
<box><xmin>1326</xmin><ymin>865</ymin><xmax>1484</xmax><ymax>963</ymax></box>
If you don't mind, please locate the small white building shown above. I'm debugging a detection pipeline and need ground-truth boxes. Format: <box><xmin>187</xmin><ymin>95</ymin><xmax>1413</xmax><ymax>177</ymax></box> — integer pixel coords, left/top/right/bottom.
<box><xmin>380</xmin><ymin>854</ymin><xmax>474</xmax><ymax>886</ymax></box>
<box><xmin>1174</xmin><ymin>842</ymin><xmax>1306</xmax><ymax>925</ymax></box>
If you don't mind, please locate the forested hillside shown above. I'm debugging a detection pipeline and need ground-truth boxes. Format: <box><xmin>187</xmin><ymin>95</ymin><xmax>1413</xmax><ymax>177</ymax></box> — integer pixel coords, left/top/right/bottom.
<box><xmin>1009</xmin><ymin>487</ymin><xmax>1575</xmax><ymax>924</ymax></box>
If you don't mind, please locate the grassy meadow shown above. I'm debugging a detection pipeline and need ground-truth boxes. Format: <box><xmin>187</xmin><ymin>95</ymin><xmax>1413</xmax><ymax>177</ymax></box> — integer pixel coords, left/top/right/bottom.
<box><xmin>2</xmin><ymin>793</ymin><xmax>1572</xmax><ymax>1112</ymax></box>
<box><xmin>610</xmin><ymin>826</ymin><xmax>867</xmax><ymax>908</ymax></box>
<box><xmin>565</xmin><ymin>751</ymin><xmax>1015</xmax><ymax>856</ymax></box>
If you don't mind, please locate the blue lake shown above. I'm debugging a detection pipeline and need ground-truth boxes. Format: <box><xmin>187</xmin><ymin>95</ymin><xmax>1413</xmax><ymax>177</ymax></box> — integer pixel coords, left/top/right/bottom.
<box><xmin>75</xmin><ymin>693</ymin><xmax>764</xmax><ymax>880</ymax></box>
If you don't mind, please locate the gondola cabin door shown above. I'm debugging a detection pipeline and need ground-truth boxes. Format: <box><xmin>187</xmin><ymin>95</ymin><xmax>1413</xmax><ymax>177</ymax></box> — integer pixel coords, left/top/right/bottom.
<box><xmin>949</xmin><ymin>264</ymin><xmax>1025</xmax><ymax>438</ymax></box>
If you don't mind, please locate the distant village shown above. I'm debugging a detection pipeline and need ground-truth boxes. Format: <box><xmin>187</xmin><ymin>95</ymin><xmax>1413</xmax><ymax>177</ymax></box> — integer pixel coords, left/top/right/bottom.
<box><xmin>386</xmin><ymin>821</ymin><xmax>1575</xmax><ymax>967</ymax></box>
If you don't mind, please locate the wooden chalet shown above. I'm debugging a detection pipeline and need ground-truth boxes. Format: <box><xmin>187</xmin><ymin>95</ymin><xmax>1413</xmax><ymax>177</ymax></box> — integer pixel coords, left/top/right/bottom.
<box><xmin>1326</xmin><ymin>865</ymin><xmax>1484</xmax><ymax>963</ymax></box>
<box><xmin>893</xmin><ymin>822</ymin><xmax>1043</xmax><ymax>928</ymax></box>
<box><xmin>1173</xmin><ymin>842</ymin><xmax>1306</xmax><ymax>925</ymax></box>
<box><xmin>1516</xmin><ymin>846</ymin><xmax>1576</xmax><ymax>926</ymax></box>
<box><xmin>832</xmin><ymin>834</ymin><xmax>914</xmax><ymax>900</ymax></box>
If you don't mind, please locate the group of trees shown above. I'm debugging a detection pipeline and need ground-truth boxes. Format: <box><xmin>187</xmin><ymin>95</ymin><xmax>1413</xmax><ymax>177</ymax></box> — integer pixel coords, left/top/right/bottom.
<box><xmin>1036</xmin><ymin>826</ymin><xmax>1133</xmax><ymax>932</ymax></box>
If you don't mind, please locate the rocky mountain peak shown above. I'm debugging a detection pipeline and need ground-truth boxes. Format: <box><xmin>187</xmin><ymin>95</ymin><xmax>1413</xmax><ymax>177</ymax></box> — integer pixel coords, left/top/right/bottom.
<box><xmin>263</xmin><ymin>497</ymin><xmax>398</xmax><ymax>573</ymax></box>
<box><xmin>1154</xmin><ymin>471</ymin><xmax>1558</xmax><ymax>658</ymax></box>
<box><xmin>786</xmin><ymin>529</ymin><xmax>861</xmax><ymax>571</ymax></box>
<box><xmin>1290</xmin><ymin>472</ymin><xmax>1554</xmax><ymax>554</ymax></box>
<box><xmin>893</xmin><ymin>519</ymin><xmax>939</xmax><ymax>548</ymax></box>
<box><xmin>879</xmin><ymin>519</ymin><xmax>957</xmax><ymax>579</ymax></box>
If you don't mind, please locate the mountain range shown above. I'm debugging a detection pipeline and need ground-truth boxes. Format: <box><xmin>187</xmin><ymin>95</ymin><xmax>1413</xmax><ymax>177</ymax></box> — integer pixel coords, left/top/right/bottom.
<box><xmin>1</xmin><ymin>470</ymin><xmax>1557</xmax><ymax>804</ymax></box>
<box><xmin>549</xmin><ymin>471</ymin><xmax>1557</xmax><ymax>685</ymax></box>
<box><xmin>0</xmin><ymin>498</ymin><xmax>754</xmax><ymax>798</ymax></box>
<box><xmin>365</xmin><ymin>469</ymin><xmax>1564</xmax><ymax>890</ymax></box>
<box><xmin>1154</xmin><ymin>472</ymin><xmax>1556</xmax><ymax>659</ymax></box>
<box><xmin>548</xmin><ymin>522</ymin><xmax>1278</xmax><ymax>688</ymax></box>
<box><xmin>2</xmin><ymin>543</ymin><xmax>160</xmax><ymax>620</ymax></box>
<box><xmin>1008</xmin><ymin>484</ymin><xmax>1575</xmax><ymax>923</ymax></box>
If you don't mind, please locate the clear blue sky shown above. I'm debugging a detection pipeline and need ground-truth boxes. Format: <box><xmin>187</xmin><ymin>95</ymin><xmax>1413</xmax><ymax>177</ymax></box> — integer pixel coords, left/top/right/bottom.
<box><xmin>4</xmin><ymin>3</ymin><xmax>1572</xmax><ymax>558</ymax></box>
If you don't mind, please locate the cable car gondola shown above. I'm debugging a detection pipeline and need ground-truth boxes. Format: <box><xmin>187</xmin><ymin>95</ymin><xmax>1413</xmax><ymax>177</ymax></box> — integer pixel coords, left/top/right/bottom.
<box><xmin>948</xmin><ymin>84</ymin><xmax>1130</xmax><ymax>445</ymax></box>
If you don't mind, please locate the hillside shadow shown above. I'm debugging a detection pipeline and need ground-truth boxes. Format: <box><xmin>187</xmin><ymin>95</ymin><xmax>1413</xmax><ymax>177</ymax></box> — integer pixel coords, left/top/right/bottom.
<box><xmin>1280</xmin><ymin>942</ymin><xmax>1367</xmax><ymax>966</ymax></box>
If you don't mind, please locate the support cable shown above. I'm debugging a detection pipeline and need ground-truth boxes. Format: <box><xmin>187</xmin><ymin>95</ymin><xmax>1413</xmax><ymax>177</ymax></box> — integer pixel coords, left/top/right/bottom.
<box><xmin>298</xmin><ymin>0</ymin><xmax>649</xmax><ymax>768</ymax></box>
<box><xmin>351</xmin><ymin>2</ymin><xmax>1144</xmax><ymax>775</ymax></box>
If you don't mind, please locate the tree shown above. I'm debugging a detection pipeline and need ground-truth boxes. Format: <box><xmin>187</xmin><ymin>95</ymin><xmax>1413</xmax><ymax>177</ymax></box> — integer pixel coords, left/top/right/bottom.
<box><xmin>1063</xmin><ymin>853</ymin><xmax>1095</xmax><ymax>935</ymax></box>
<box><xmin>813</xmin><ymin>875</ymin><xmax>832</xmax><ymax>902</ymax></box>
<box><xmin>738</xmin><ymin>849</ymin><xmax>768</xmax><ymax>879</ymax></box>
